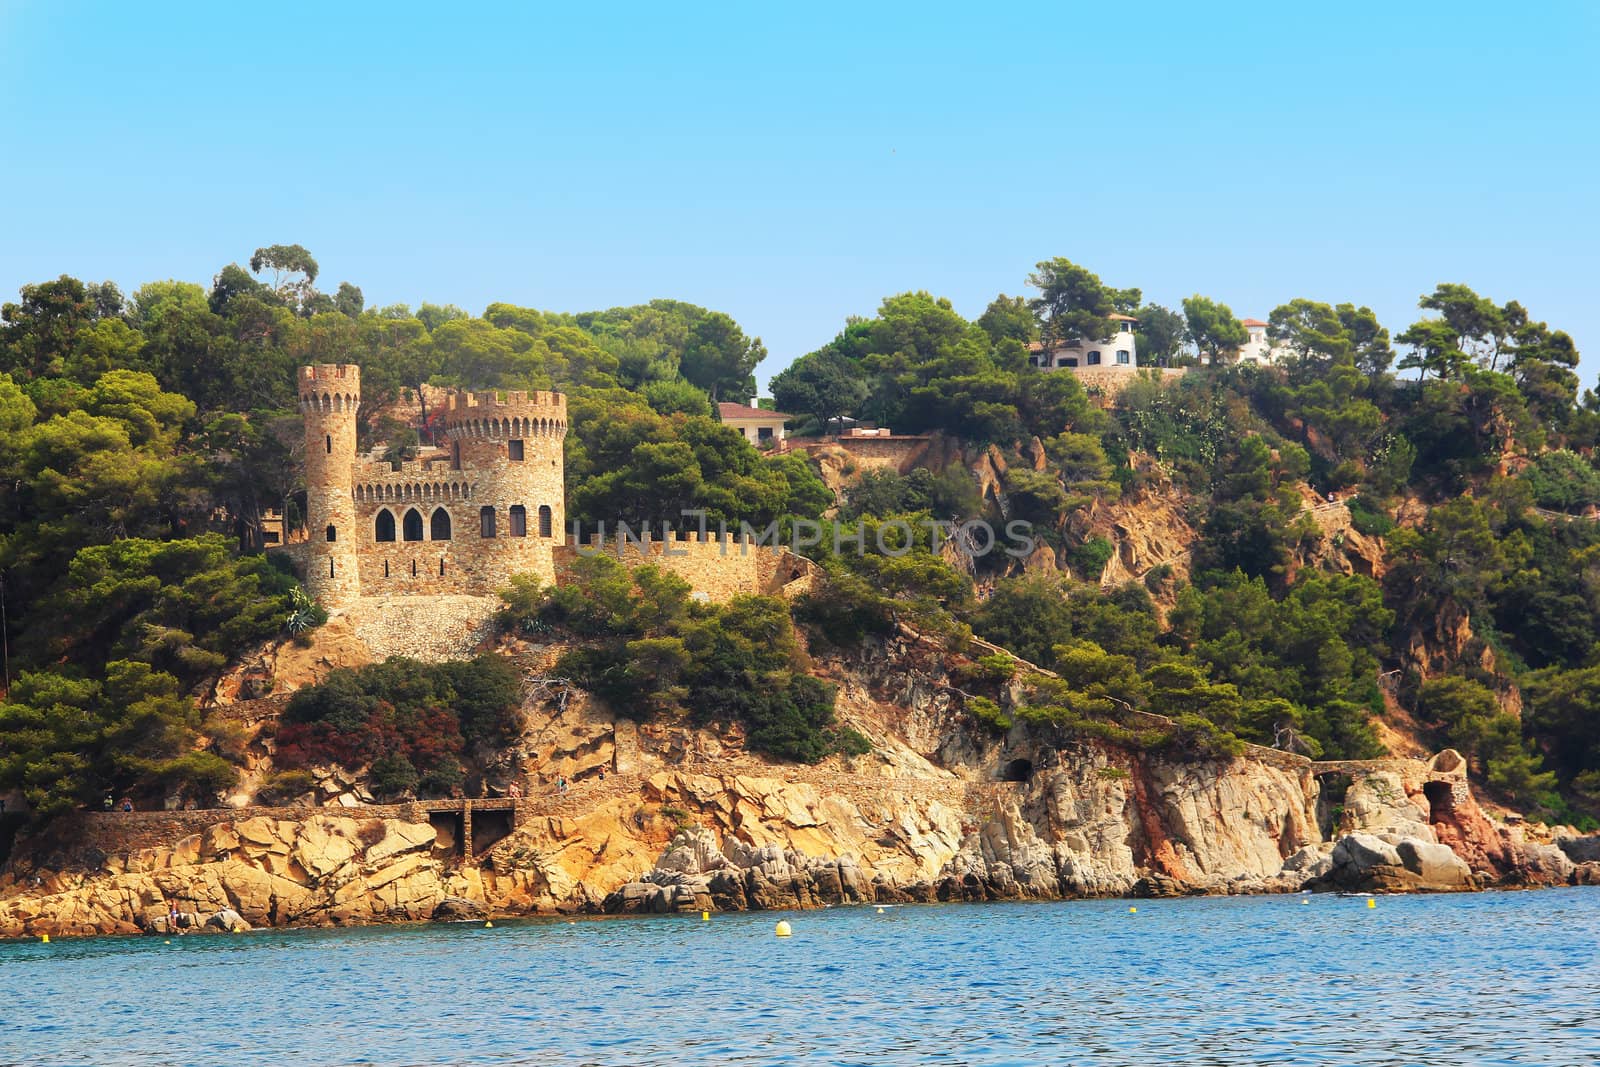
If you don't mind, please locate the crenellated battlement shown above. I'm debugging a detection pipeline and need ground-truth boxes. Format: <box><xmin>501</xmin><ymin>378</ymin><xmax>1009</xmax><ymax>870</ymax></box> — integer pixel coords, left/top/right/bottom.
<box><xmin>299</xmin><ymin>364</ymin><xmax>362</xmax><ymax>414</ymax></box>
<box><xmin>300</xmin><ymin>363</ymin><xmax>361</xmax><ymax>385</ymax></box>
<box><xmin>442</xmin><ymin>391</ymin><xmax>567</xmax><ymax>443</ymax></box>
<box><xmin>442</xmin><ymin>390</ymin><xmax>566</xmax><ymax>417</ymax></box>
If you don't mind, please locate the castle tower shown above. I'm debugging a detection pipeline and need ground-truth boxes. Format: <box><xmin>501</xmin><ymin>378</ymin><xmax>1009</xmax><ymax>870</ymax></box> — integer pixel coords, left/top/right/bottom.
<box><xmin>298</xmin><ymin>364</ymin><xmax>362</xmax><ymax>608</ymax></box>
<box><xmin>442</xmin><ymin>389</ymin><xmax>567</xmax><ymax>587</ymax></box>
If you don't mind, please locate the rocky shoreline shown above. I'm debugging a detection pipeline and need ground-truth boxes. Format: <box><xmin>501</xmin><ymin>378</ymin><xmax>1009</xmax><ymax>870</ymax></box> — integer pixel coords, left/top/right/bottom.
<box><xmin>5</xmin><ymin>750</ymin><xmax>1598</xmax><ymax>940</ymax></box>
<box><xmin>6</xmin><ymin>633</ymin><xmax>1595</xmax><ymax>940</ymax></box>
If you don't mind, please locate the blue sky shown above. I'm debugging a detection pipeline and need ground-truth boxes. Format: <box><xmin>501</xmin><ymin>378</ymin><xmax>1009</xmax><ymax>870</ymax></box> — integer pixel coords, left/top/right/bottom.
<box><xmin>2</xmin><ymin>1</ymin><xmax>1596</xmax><ymax>393</ymax></box>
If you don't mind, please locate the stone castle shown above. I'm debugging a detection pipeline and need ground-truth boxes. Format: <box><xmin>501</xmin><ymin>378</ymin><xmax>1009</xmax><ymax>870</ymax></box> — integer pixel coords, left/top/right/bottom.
<box><xmin>293</xmin><ymin>363</ymin><xmax>568</xmax><ymax>609</ymax></box>
<box><xmin>279</xmin><ymin>365</ymin><xmax>815</xmax><ymax>653</ymax></box>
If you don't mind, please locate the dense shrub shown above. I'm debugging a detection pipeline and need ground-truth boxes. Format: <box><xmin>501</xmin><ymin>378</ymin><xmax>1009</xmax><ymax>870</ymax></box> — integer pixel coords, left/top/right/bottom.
<box><xmin>1346</xmin><ymin>495</ymin><xmax>1395</xmax><ymax>537</ymax></box>
<box><xmin>521</xmin><ymin>556</ymin><xmax>867</xmax><ymax>764</ymax></box>
<box><xmin>1521</xmin><ymin>450</ymin><xmax>1600</xmax><ymax>512</ymax></box>
<box><xmin>275</xmin><ymin>655</ymin><xmax>522</xmax><ymax>798</ymax></box>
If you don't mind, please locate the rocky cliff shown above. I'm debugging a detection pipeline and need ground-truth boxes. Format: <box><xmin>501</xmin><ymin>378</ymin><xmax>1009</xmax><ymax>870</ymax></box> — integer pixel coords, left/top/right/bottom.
<box><xmin>4</xmin><ymin>630</ymin><xmax>1596</xmax><ymax>939</ymax></box>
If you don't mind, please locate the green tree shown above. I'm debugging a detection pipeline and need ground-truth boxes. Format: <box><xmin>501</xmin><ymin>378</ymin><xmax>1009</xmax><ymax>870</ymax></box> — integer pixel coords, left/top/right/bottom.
<box><xmin>680</xmin><ymin>311</ymin><xmax>764</xmax><ymax>402</ymax></box>
<box><xmin>1027</xmin><ymin>258</ymin><xmax>1127</xmax><ymax>346</ymax></box>
<box><xmin>1133</xmin><ymin>304</ymin><xmax>1186</xmax><ymax>366</ymax></box>
<box><xmin>1182</xmin><ymin>295</ymin><xmax>1249</xmax><ymax>364</ymax></box>
<box><xmin>770</xmin><ymin>349</ymin><xmax>869</xmax><ymax>432</ymax></box>
<box><xmin>976</xmin><ymin>294</ymin><xmax>1038</xmax><ymax>345</ymax></box>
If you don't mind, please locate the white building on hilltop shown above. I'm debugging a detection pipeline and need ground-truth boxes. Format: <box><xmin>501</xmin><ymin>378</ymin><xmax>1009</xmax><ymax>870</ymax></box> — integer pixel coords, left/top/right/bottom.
<box><xmin>1027</xmin><ymin>313</ymin><xmax>1139</xmax><ymax>373</ymax></box>
<box><xmin>1236</xmin><ymin>318</ymin><xmax>1286</xmax><ymax>365</ymax></box>
<box><xmin>717</xmin><ymin>401</ymin><xmax>794</xmax><ymax>447</ymax></box>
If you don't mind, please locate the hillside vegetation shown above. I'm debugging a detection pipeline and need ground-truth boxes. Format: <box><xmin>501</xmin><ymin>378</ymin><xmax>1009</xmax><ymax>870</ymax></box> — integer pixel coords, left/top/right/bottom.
<box><xmin>2</xmin><ymin>248</ymin><xmax>1598</xmax><ymax>828</ymax></box>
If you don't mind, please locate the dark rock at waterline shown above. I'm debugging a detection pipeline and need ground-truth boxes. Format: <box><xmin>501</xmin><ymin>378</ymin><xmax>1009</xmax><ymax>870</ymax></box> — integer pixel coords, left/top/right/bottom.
<box><xmin>601</xmin><ymin>828</ymin><xmax>914</xmax><ymax>914</ymax></box>
<box><xmin>431</xmin><ymin>896</ymin><xmax>488</xmax><ymax>921</ymax></box>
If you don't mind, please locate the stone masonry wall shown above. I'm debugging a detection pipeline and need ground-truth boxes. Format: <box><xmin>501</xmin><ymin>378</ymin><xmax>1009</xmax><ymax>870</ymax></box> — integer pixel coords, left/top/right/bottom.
<box><xmin>285</xmin><ymin>368</ymin><xmax>566</xmax><ymax>602</ymax></box>
<box><xmin>1074</xmin><ymin>367</ymin><xmax>1187</xmax><ymax>403</ymax></box>
<box><xmin>552</xmin><ymin>538</ymin><xmax>819</xmax><ymax>603</ymax></box>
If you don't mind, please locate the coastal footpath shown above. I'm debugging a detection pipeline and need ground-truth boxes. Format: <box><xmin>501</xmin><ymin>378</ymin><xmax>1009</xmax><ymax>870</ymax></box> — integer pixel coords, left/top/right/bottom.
<box><xmin>3</xmin><ymin>632</ymin><xmax>1597</xmax><ymax>938</ymax></box>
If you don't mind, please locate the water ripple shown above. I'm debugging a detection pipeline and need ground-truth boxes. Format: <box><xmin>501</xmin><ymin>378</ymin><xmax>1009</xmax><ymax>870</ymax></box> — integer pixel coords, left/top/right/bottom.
<box><xmin>3</xmin><ymin>890</ymin><xmax>1599</xmax><ymax>1065</ymax></box>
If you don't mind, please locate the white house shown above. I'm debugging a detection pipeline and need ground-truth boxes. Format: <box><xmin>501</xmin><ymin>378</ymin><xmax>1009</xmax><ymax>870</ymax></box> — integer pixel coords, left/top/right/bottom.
<box><xmin>717</xmin><ymin>401</ymin><xmax>793</xmax><ymax>447</ymax></box>
<box><xmin>1027</xmin><ymin>313</ymin><xmax>1139</xmax><ymax>373</ymax></box>
<box><xmin>1236</xmin><ymin>318</ymin><xmax>1279</xmax><ymax>364</ymax></box>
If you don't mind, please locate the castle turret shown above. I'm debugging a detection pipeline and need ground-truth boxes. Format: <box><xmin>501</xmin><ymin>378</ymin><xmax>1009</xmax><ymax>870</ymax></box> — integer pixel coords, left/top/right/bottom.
<box><xmin>299</xmin><ymin>364</ymin><xmax>362</xmax><ymax>607</ymax></box>
<box><xmin>442</xmin><ymin>390</ymin><xmax>567</xmax><ymax>547</ymax></box>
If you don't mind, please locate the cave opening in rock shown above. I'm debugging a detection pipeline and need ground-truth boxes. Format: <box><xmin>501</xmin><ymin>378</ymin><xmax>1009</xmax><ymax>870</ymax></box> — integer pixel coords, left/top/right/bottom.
<box><xmin>1002</xmin><ymin>758</ymin><xmax>1034</xmax><ymax>783</ymax></box>
<box><xmin>1424</xmin><ymin>780</ymin><xmax>1454</xmax><ymax>824</ymax></box>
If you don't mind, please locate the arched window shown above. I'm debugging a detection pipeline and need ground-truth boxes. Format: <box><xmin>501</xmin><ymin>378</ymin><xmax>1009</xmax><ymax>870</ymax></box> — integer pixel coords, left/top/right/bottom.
<box><xmin>509</xmin><ymin>505</ymin><xmax>527</xmax><ymax>537</ymax></box>
<box><xmin>480</xmin><ymin>506</ymin><xmax>496</xmax><ymax>538</ymax></box>
<box><xmin>325</xmin><ymin>524</ymin><xmax>337</xmax><ymax>542</ymax></box>
<box><xmin>403</xmin><ymin>508</ymin><xmax>424</xmax><ymax>542</ymax></box>
<box><xmin>1087</xmin><ymin>351</ymin><xmax>1102</xmax><ymax>366</ymax></box>
<box><xmin>375</xmin><ymin>509</ymin><xmax>396</xmax><ymax>542</ymax></box>
<box><xmin>538</xmin><ymin>505</ymin><xmax>552</xmax><ymax>537</ymax></box>
<box><xmin>430</xmin><ymin>508</ymin><xmax>452</xmax><ymax>540</ymax></box>
<box><xmin>452</xmin><ymin>441</ymin><xmax>462</xmax><ymax>471</ymax></box>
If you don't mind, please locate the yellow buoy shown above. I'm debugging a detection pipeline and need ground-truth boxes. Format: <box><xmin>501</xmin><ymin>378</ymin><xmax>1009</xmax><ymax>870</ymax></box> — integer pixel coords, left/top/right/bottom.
<box><xmin>1128</xmin><ymin>906</ymin><xmax>1137</xmax><ymax>914</ymax></box>
<box><xmin>1367</xmin><ymin>898</ymin><xmax>1376</xmax><ymax>909</ymax></box>
<box><xmin>484</xmin><ymin>920</ymin><xmax>494</xmax><ymax>928</ymax></box>
<box><xmin>876</xmin><ymin>906</ymin><xmax>885</xmax><ymax>914</ymax></box>
<box><xmin>1302</xmin><ymin>898</ymin><xmax>1310</xmax><ymax>905</ymax></box>
<box><xmin>701</xmin><ymin>911</ymin><xmax>710</xmax><ymax>921</ymax></box>
<box><xmin>39</xmin><ymin>934</ymin><xmax>49</xmax><ymax>943</ymax></box>
<box><xmin>164</xmin><ymin>939</ymin><xmax>172</xmax><ymax>944</ymax></box>
<box><xmin>774</xmin><ymin>920</ymin><xmax>792</xmax><ymax>937</ymax></box>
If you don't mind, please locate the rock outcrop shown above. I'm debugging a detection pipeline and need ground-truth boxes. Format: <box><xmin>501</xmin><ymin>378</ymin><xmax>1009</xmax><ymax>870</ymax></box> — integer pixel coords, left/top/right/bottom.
<box><xmin>6</xmin><ymin>623</ymin><xmax>1598</xmax><ymax>938</ymax></box>
<box><xmin>0</xmin><ymin>814</ymin><xmax>509</xmax><ymax>938</ymax></box>
<box><xmin>602</xmin><ymin>828</ymin><xmax>879</xmax><ymax>914</ymax></box>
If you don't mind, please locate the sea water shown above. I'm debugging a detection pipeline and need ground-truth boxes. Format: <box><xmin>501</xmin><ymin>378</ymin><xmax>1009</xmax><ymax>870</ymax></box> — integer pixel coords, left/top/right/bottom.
<box><xmin>3</xmin><ymin>889</ymin><xmax>1598</xmax><ymax>1066</ymax></box>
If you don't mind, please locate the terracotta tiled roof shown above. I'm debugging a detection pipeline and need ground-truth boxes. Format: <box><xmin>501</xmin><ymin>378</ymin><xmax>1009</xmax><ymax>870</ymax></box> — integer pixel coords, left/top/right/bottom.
<box><xmin>717</xmin><ymin>401</ymin><xmax>793</xmax><ymax>420</ymax></box>
<box><xmin>1108</xmin><ymin>313</ymin><xmax>1138</xmax><ymax>322</ymax></box>
<box><xmin>1241</xmin><ymin>318</ymin><xmax>1268</xmax><ymax>327</ymax></box>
